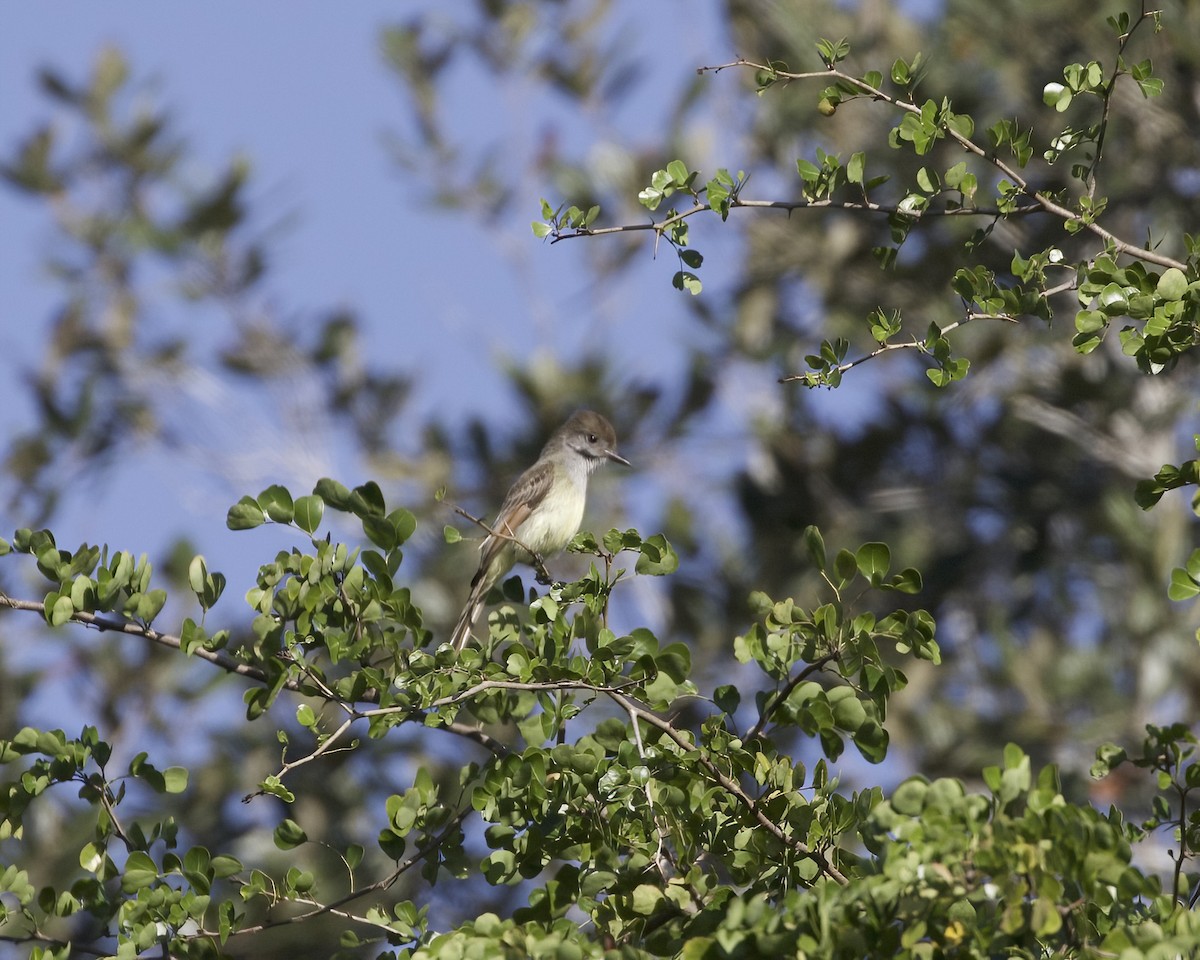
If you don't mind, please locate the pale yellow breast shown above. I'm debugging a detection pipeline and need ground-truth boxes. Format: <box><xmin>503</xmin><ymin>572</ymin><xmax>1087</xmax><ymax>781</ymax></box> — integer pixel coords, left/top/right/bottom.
<box><xmin>514</xmin><ymin>467</ymin><xmax>586</xmax><ymax>556</ymax></box>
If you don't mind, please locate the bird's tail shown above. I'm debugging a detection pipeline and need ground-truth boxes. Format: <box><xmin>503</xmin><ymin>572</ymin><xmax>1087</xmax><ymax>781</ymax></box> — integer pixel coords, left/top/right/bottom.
<box><xmin>450</xmin><ymin>585</ymin><xmax>485</xmax><ymax>652</ymax></box>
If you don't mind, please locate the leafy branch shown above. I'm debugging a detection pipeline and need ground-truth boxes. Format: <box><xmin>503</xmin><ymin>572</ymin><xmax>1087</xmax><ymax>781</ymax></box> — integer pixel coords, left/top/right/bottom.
<box><xmin>533</xmin><ymin>4</ymin><xmax>1199</xmax><ymax>385</ymax></box>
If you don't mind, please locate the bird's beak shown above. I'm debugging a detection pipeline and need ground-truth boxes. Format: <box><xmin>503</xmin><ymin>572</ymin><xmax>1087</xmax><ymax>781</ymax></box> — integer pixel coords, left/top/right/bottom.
<box><xmin>606</xmin><ymin>450</ymin><xmax>631</xmax><ymax>467</ymax></box>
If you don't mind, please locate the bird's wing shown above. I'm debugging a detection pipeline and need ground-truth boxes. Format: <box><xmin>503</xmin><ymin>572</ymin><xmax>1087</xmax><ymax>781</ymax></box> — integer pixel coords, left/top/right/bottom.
<box><xmin>475</xmin><ymin>458</ymin><xmax>555</xmax><ymax>572</ymax></box>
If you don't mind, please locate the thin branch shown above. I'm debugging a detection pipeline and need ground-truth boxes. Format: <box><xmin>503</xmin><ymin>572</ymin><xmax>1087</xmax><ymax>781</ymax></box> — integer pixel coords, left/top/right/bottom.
<box><xmin>1043</xmin><ymin>275</ymin><xmax>1079</xmax><ymax>299</ymax></box>
<box><xmin>0</xmin><ymin>593</ymin><xmax>274</xmax><ymax>686</ymax></box>
<box><xmin>1086</xmin><ymin>1</ymin><xmax>1159</xmax><ymax>194</ymax></box>
<box><xmin>365</xmin><ymin>676</ymin><xmax>642</xmax><ymax>719</ymax></box>
<box><xmin>243</xmin><ymin>715</ymin><xmax>359</xmax><ymax>802</ymax></box>
<box><xmin>549</xmin><ymin>195</ymin><xmax>1041</xmax><ymax>247</ymax></box>
<box><xmin>746</xmin><ymin>653</ymin><xmax>838</xmax><ymax>741</ymax></box>
<box><xmin>441</xmin><ymin>721</ymin><xmax>509</xmax><ymax>755</ymax></box>
<box><xmin>779</xmin><ymin>310</ymin><xmax>1020</xmax><ymax>383</ymax></box>
<box><xmin>779</xmin><ymin>338</ymin><xmax>922</xmax><ymax>383</ymax></box>
<box><xmin>1172</xmin><ymin>781</ymin><xmax>1188</xmax><ymax>904</ymax></box>
<box><xmin>96</xmin><ymin>781</ymin><xmax>132</xmax><ymax>846</ymax></box>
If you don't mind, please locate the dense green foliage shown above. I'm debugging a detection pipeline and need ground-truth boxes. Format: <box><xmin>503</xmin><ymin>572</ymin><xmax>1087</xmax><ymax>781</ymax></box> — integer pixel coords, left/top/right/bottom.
<box><xmin>5</xmin><ymin>494</ymin><xmax>1199</xmax><ymax>957</ymax></box>
<box><xmin>4</xmin><ymin>0</ymin><xmax>1200</xmax><ymax>957</ymax></box>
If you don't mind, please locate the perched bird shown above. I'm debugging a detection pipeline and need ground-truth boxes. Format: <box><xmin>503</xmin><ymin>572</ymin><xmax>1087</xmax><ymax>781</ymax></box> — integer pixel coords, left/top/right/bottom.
<box><xmin>450</xmin><ymin>410</ymin><xmax>630</xmax><ymax>651</ymax></box>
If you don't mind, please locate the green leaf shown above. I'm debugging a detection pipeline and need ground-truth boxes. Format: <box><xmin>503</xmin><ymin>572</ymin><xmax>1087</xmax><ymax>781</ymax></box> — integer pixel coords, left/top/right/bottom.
<box><xmin>136</xmin><ymin>589</ymin><xmax>167</xmax><ymax>624</ymax></box>
<box><xmin>47</xmin><ymin>593</ymin><xmax>74</xmax><ymax>626</ymax></box>
<box><xmin>257</xmin><ymin>775</ymin><xmax>295</xmax><ymax>803</ymax></box>
<box><xmin>803</xmin><ymin>525</ymin><xmax>826</xmax><ymax>570</ymax></box>
<box><xmin>834</xmin><ymin>549</ymin><xmax>858</xmax><ymax>584</ymax></box>
<box><xmin>163</xmin><ymin>767</ymin><xmax>189</xmax><ymax>793</ymax></box>
<box><xmin>363</xmin><ymin>515</ymin><xmax>398</xmax><ymax>550</ymax></box>
<box><xmin>378</xmin><ymin>828</ymin><xmax>406</xmax><ymax>860</ymax></box>
<box><xmin>78</xmin><ymin>842</ymin><xmax>106</xmax><ymax>876</ymax></box>
<box><xmin>635</xmin><ymin>535</ymin><xmax>679</xmax><ymax>576</ymax></box>
<box><xmin>120</xmin><ymin>851</ymin><xmax>159</xmax><ymax>893</ymax></box>
<box><xmin>714</xmin><ymin>685</ymin><xmax>741</xmax><ymax>714</ymax></box>
<box><xmin>258</xmin><ymin>484</ymin><xmax>294</xmax><ymax>523</ymax></box>
<box><xmin>666</xmin><ymin>159</ymin><xmax>689</xmax><ymax>185</ymax></box>
<box><xmin>638</xmin><ymin>186</ymin><xmax>663</xmax><ymax>210</ymax></box>
<box><xmin>389</xmin><ymin>507</ymin><xmax>417</xmax><ymax>545</ymax></box>
<box><xmin>815</xmin><ymin>37</ymin><xmax>850</xmax><ymax>66</ymax></box>
<box><xmin>1168</xmin><ymin>567</ymin><xmax>1200</xmax><ymax>601</ymax></box>
<box><xmin>891</xmin><ymin>567</ymin><xmax>923</xmax><ymax>594</ymax></box>
<box><xmin>891</xmin><ymin>777</ymin><xmax>929</xmax><ymax>815</ymax></box>
<box><xmin>847</xmin><ymin>151</ymin><xmax>865</xmax><ymax>185</ymax></box>
<box><xmin>1043</xmin><ymin>82</ymin><xmax>1072</xmax><ymax>112</ymax></box>
<box><xmin>274</xmin><ymin>819</ymin><xmax>308</xmax><ymax>850</ymax></box>
<box><xmin>293</xmin><ymin>495</ymin><xmax>325</xmax><ymax>534</ymax></box>
<box><xmin>1032</xmin><ymin>896</ymin><xmax>1063</xmax><ymax>936</ymax></box>
<box><xmin>348</xmin><ymin>481</ymin><xmax>386</xmax><ymax>518</ymax></box>
<box><xmin>226</xmin><ymin>497</ymin><xmax>265</xmax><ymax>530</ymax></box>
<box><xmin>829</xmin><ymin>686</ymin><xmax>868</xmax><ymax>731</ymax></box>
<box><xmin>631</xmin><ymin>883</ymin><xmax>664</xmax><ymax>915</ymax></box>
<box><xmin>856</xmin><ymin>542</ymin><xmax>891</xmax><ymax>581</ymax></box>
<box><xmin>1185</xmin><ymin>548</ymin><xmax>1200</xmax><ymax>580</ymax></box>
<box><xmin>130</xmin><ymin>752</ymin><xmax>168</xmax><ymax>791</ymax></box>
<box><xmin>314</xmin><ymin>477</ymin><xmax>353</xmax><ymax>510</ymax></box>
<box><xmin>187</xmin><ymin>555</ymin><xmax>209</xmax><ymax>597</ymax></box>
<box><xmin>945</xmin><ymin>111</ymin><xmax>974</xmax><ymax>139</ymax></box>
<box><xmin>1157</xmin><ymin>267</ymin><xmax>1188</xmax><ymax>301</ymax></box>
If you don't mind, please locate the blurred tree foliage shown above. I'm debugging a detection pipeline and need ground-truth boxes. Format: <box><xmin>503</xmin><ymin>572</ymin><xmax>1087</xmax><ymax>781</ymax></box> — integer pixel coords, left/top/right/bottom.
<box><xmin>2</xmin><ymin>0</ymin><xmax>1200</xmax><ymax>957</ymax></box>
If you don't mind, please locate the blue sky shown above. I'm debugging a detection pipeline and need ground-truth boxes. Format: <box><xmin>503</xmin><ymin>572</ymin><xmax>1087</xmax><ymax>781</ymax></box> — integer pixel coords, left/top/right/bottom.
<box><xmin>1</xmin><ymin>2</ymin><xmax>666</xmax><ymax>420</ymax></box>
<box><xmin>0</xmin><ymin>4</ymin><xmax>732</xmax><ymax>553</ymax></box>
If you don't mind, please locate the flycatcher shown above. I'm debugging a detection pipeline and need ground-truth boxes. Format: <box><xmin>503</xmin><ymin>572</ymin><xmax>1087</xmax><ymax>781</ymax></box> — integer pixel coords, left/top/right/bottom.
<box><xmin>450</xmin><ymin>410</ymin><xmax>630</xmax><ymax>651</ymax></box>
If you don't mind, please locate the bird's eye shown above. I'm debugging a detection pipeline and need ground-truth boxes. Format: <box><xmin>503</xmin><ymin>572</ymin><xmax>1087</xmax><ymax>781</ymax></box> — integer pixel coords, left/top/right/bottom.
<box><xmin>588</xmin><ymin>434</ymin><xmax>598</xmax><ymax>443</ymax></box>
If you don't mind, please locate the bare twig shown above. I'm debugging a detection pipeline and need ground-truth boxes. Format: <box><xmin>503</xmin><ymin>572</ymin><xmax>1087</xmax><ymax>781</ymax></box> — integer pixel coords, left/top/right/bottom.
<box><xmin>243</xmin><ymin>716</ymin><xmax>359</xmax><ymax>802</ymax></box>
